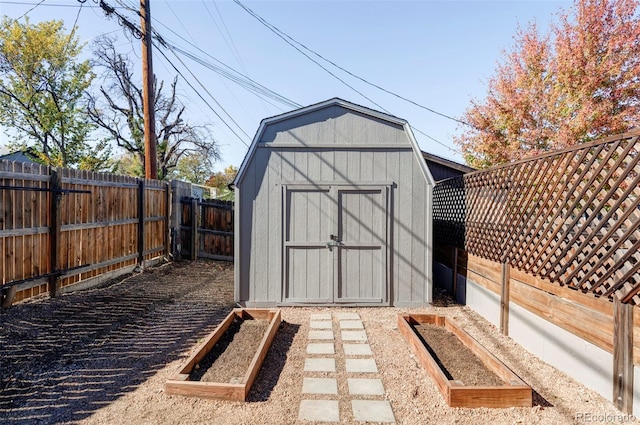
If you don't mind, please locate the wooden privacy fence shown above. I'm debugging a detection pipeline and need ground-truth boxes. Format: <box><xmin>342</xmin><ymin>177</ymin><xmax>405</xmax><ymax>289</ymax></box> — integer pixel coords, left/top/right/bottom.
<box><xmin>1</xmin><ymin>161</ymin><xmax>170</xmax><ymax>306</ymax></box>
<box><xmin>432</xmin><ymin>130</ymin><xmax>640</xmax><ymax>413</ymax></box>
<box><xmin>179</xmin><ymin>197</ymin><xmax>233</xmax><ymax>261</ymax></box>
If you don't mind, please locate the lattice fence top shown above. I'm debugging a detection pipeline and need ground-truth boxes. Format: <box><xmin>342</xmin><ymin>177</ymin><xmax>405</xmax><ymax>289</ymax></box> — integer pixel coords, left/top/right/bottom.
<box><xmin>434</xmin><ymin>131</ymin><xmax>640</xmax><ymax>304</ymax></box>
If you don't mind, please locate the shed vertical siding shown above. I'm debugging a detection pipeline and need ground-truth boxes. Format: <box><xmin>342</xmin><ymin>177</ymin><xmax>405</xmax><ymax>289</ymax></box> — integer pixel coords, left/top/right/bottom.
<box><xmin>235</xmin><ymin>100</ymin><xmax>433</xmax><ymax>307</ymax></box>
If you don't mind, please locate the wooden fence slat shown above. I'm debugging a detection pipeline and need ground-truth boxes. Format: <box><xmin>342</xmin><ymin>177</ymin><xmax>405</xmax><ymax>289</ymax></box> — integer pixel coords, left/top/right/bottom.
<box><xmin>165</xmin><ymin>183</ymin><xmax>171</xmax><ymax>257</ymax></box>
<box><xmin>190</xmin><ymin>198</ymin><xmax>198</xmax><ymax>261</ymax></box>
<box><xmin>137</xmin><ymin>180</ymin><xmax>145</xmax><ymax>266</ymax></box>
<box><xmin>49</xmin><ymin>169</ymin><xmax>61</xmax><ymax>297</ymax></box>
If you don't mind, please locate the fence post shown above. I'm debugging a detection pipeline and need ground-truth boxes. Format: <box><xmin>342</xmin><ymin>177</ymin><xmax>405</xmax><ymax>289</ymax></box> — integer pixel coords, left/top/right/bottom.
<box><xmin>451</xmin><ymin>246</ymin><xmax>458</xmax><ymax>299</ymax></box>
<box><xmin>49</xmin><ymin>168</ymin><xmax>62</xmax><ymax>298</ymax></box>
<box><xmin>500</xmin><ymin>262</ymin><xmax>510</xmax><ymax>336</ymax></box>
<box><xmin>137</xmin><ymin>179</ymin><xmax>145</xmax><ymax>267</ymax></box>
<box><xmin>613</xmin><ymin>297</ymin><xmax>633</xmax><ymax>414</ymax></box>
<box><xmin>190</xmin><ymin>198</ymin><xmax>198</xmax><ymax>260</ymax></box>
<box><xmin>165</xmin><ymin>182</ymin><xmax>171</xmax><ymax>258</ymax></box>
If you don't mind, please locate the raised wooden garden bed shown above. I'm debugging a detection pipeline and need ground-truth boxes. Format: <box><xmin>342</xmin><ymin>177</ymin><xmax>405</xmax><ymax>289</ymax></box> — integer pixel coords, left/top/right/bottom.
<box><xmin>398</xmin><ymin>313</ymin><xmax>532</xmax><ymax>408</ymax></box>
<box><xmin>166</xmin><ymin>308</ymin><xmax>281</xmax><ymax>401</ymax></box>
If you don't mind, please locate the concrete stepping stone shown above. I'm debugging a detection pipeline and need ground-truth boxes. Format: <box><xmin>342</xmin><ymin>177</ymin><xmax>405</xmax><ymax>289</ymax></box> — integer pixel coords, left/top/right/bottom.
<box><xmin>351</xmin><ymin>400</ymin><xmax>395</xmax><ymax>423</ymax></box>
<box><xmin>310</xmin><ymin>320</ymin><xmax>332</xmax><ymax>329</ymax></box>
<box><xmin>302</xmin><ymin>377</ymin><xmax>338</xmax><ymax>395</ymax></box>
<box><xmin>307</xmin><ymin>343</ymin><xmax>335</xmax><ymax>355</ymax></box>
<box><xmin>341</xmin><ymin>330</ymin><xmax>367</xmax><ymax>341</ymax></box>
<box><xmin>299</xmin><ymin>399</ymin><xmax>340</xmax><ymax>422</ymax></box>
<box><xmin>343</xmin><ymin>343</ymin><xmax>372</xmax><ymax>356</ymax></box>
<box><xmin>345</xmin><ymin>358</ymin><xmax>378</xmax><ymax>373</ymax></box>
<box><xmin>308</xmin><ymin>330</ymin><xmax>334</xmax><ymax>340</ymax></box>
<box><xmin>340</xmin><ymin>320</ymin><xmax>364</xmax><ymax>329</ymax></box>
<box><xmin>310</xmin><ymin>313</ymin><xmax>332</xmax><ymax>321</ymax></box>
<box><xmin>304</xmin><ymin>358</ymin><xmax>336</xmax><ymax>372</ymax></box>
<box><xmin>336</xmin><ymin>312</ymin><xmax>360</xmax><ymax>320</ymax></box>
<box><xmin>347</xmin><ymin>378</ymin><xmax>385</xmax><ymax>395</ymax></box>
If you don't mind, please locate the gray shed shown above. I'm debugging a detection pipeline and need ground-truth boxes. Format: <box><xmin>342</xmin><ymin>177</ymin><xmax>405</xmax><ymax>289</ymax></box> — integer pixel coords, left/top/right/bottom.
<box><xmin>234</xmin><ymin>98</ymin><xmax>434</xmax><ymax>307</ymax></box>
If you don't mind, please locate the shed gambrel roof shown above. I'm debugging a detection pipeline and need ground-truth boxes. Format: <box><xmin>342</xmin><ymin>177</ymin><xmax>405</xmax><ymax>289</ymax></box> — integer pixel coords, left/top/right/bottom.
<box><xmin>235</xmin><ymin>98</ymin><xmax>434</xmax><ymax>186</ymax></box>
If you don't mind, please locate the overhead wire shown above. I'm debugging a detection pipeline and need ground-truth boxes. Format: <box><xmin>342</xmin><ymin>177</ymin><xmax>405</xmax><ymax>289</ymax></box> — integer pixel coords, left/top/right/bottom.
<box><xmin>232</xmin><ymin>0</ymin><xmax>474</xmax><ymax>130</ymax></box>
<box><xmin>200</xmin><ymin>0</ymin><xmax>247</xmax><ymax>75</ymax></box>
<box><xmin>233</xmin><ymin>0</ymin><xmax>389</xmax><ymax>113</ymax></box>
<box><xmin>199</xmin><ymin>0</ymin><xmax>272</xmax><ymax>117</ymax></box>
<box><xmin>63</xmin><ymin>0</ymin><xmax>84</xmax><ymax>54</ymax></box>
<box><xmin>161</xmin><ymin>0</ymin><xmax>197</xmax><ymax>45</ymax></box>
<box><xmin>95</xmin><ymin>0</ymin><xmax>251</xmax><ymax>148</ymax></box>
<box><xmin>11</xmin><ymin>0</ymin><xmax>459</xmax><ymax>155</ymax></box>
<box><xmin>9</xmin><ymin>0</ymin><xmax>46</xmax><ymax>21</ymax></box>
<box><xmin>167</xmin><ymin>42</ymin><xmax>299</xmax><ymax>110</ymax></box>
<box><xmin>150</xmin><ymin>19</ymin><xmax>300</xmax><ymax>110</ymax></box>
<box><xmin>112</xmin><ymin>0</ymin><xmax>137</xmax><ymax>14</ymax></box>
<box><xmin>164</xmin><ymin>2</ymin><xmax>271</xmax><ymax>120</ymax></box>
<box><xmin>153</xmin><ymin>39</ymin><xmax>251</xmax><ymax>148</ymax></box>
<box><xmin>232</xmin><ymin>0</ymin><xmax>465</xmax><ymax>154</ymax></box>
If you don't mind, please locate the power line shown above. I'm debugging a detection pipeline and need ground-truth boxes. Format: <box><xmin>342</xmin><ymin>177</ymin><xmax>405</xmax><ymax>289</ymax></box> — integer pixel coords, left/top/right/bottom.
<box><xmin>112</xmin><ymin>0</ymin><xmax>137</xmax><ymax>14</ymax></box>
<box><xmin>96</xmin><ymin>0</ymin><xmax>250</xmax><ymax>149</ymax></box>
<box><xmin>150</xmin><ymin>19</ymin><xmax>300</xmax><ymax>109</ymax></box>
<box><xmin>99</xmin><ymin>0</ymin><xmax>142</xmax><ymax>39</ymax></box>
<box><xmin>95</xmin><ymin>0</ymin><xmax>288</xmax><ymax>149</ymax></box>
<box><xmin>166</xmin><ymin>34</ymin><xmax>456</xmax><ymax>153</ymax></box>
<box><xmin>233</xmin><ymin>0</ymin><xmax>390</xmax><ymax>112</ymax></box>
<box><xmin>162</xmin><ymin>0</ymin><xmax>197</xmax><ymax>46</ymax></box>
<box><xmin>10</xmin><ymin>0</ymin><xmax>46</xmax><ymax>21</ymax></box>
<box><xmin>167</xmin><ymin>42</ymin><xmax>300</xmax><ymax>109</ymax></box>
<box><xmin>233</xmin><ymin>0</ymin><xmax>461</xmax><ymax>154</ymax></box>
<box><xmin>410</xmin><ymin>126</ymin><xmax>461</xmax><ymax>155</ymax></box>
<box><xmin>200</xmin><ymin>0</ymin><xmax>247</xmax><ymax>75</ymax></box>
<box><xmin>233</xmin><ymin>0</ymin><xmax>475</xmax><ymax>132</ymax></box>
<box><xmin>1</xmin><ymin>0</ymin><xmax>103</xmax><ymax>8</ymax></box>
<box><xmin>153</xmin><ymin>41</ymin><xmax>251</xmax><ymax>148</ymax></box>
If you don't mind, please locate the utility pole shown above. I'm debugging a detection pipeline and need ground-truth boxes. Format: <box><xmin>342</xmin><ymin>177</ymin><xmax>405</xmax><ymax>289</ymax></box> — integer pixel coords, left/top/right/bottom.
<box><xmin>140</xmin><ymin>0</ymin><xmax>157</xmax><ymax>179</ymax></box>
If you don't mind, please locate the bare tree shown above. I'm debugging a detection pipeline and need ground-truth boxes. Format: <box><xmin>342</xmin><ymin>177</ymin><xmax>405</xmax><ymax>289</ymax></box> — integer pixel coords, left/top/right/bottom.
<box><xmin>87</xmin><ymin>35</ymin><xmax>219</xmax><ymax>179</ymax></box>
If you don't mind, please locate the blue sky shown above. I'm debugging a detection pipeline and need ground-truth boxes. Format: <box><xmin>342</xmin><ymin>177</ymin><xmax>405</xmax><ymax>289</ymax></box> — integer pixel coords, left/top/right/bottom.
<box><xmin>0</xmin><ymin>0</ymin><xmax>570</xmax><ymax>170</ymax></box>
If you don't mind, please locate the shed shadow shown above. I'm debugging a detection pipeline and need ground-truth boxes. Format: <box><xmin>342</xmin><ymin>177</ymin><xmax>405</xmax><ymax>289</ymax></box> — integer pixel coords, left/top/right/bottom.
<box><xmin>247</xmin><ymin>321</ymin><xmax>299</xmax><ymax>402</ymax></box>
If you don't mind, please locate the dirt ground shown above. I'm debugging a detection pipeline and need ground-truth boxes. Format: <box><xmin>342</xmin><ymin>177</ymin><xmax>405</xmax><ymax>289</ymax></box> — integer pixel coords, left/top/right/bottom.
<box><xmin>0</xmin><ymin>260</ymin><xmax>636</xmax><ymax>424</ymax></box>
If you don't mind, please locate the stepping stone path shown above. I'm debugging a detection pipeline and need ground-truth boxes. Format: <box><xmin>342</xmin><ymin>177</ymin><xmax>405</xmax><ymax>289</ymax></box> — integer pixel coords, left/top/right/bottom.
<box><xmin>298</xmin><ymin>312</ymin><xmax>396</xmax><ymax>423</ymax></box>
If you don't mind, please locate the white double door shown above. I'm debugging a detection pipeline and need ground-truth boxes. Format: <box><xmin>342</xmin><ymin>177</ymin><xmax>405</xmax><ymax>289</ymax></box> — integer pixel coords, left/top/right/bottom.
<box><xmin>283</xmin><ymin>185</ymin><xmax>389</xmax><ymax>305</ymax></box>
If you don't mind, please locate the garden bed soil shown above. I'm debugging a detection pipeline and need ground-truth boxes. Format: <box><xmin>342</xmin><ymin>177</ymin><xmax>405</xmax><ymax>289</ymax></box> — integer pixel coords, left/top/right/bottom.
<box><xmin>165</xmin><ymin>308</ymin><xmax>281</xmax><ymax>401</ymax></box>
<box><xmin>398</xmin><ymin>313</ymin><xmax>532</xmax><ymax>408</ymax></box>
<box><xmin>412</xmin><ymin>323</ymin><xmax>504</xmax><ymax>387</ymax></box>
<box><xmin>192</xmin><ymin>317</ymin><xmax>269</xmax><ymax>383</ymax></box>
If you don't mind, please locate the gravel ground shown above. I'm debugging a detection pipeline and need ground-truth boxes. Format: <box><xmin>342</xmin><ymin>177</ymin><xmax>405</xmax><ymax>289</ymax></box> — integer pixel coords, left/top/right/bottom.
<box><xmin>0</xmin><ymin>260</ymin><xmax>636</xmax><ymax>424</ymax></box>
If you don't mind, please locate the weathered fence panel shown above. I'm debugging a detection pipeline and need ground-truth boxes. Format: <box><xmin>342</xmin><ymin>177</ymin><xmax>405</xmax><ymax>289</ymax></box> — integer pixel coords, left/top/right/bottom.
<box><xmin>180</xmin><ymin>198</ymin><xmax>234</xmax><ymax>261</ymax></box>
<box><xmin>1</xmin><ymin>163</ymin><xmax>170</xmax><ymax>305</ymax></box>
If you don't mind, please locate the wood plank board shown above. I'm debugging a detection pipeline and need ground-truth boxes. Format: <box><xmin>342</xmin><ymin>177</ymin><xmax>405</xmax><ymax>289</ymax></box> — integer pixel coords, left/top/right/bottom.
<box><xmin>165</xmin><ymin>308</ymin><xmax>281</xmax><ymax>401</ymax></box>
<box><xmin>397</xmin><ymin>313</ymin><xmax>532</xmax><ymax>408</ymax></box>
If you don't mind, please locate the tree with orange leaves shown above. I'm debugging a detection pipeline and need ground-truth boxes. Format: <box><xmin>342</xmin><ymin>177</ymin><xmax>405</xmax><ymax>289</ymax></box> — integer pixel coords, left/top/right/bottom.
<box><xmin>456</xmin><ymin>0</ymin><xmax>640</xmax><ymax>169</ymax></box>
